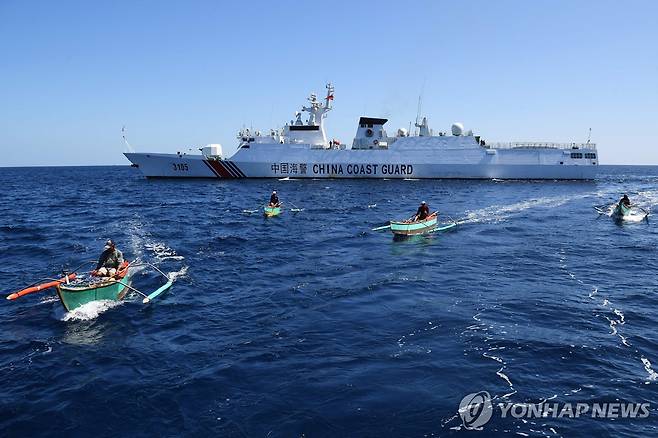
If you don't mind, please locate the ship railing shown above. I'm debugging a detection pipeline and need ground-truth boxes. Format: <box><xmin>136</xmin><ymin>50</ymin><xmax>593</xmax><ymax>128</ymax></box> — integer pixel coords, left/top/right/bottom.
<box><xmin>484</xmin><ymin>142</ymin><xmax>597</xmax><ymax>150</ymax></box>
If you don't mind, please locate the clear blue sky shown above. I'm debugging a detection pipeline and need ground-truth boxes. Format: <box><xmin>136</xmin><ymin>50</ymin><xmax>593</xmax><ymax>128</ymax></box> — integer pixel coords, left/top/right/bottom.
<box><xmin>1</xmin><ymin>0</ymin><xmax>656</xmax><ymax>166</ymax></box>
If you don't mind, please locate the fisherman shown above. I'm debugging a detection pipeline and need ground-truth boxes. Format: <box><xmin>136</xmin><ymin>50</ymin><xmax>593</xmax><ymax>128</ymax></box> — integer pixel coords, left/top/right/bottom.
<box><xmin>269</xmin><ymin>190</ymin><xmax>280</xmax><ymax>207</ymax></box>
<box><xmin>413</xmin><ymin>201</ymin><xmax>430</xmax><ymax>221</ymax></box>
<box><xmin>619</xmin><ymin>194</ymin><xmax>631</xmax><ymax>207</ymax></box>
<box><xmin>94</xmin><ymin>240</ymin><xmax>124</xmax><ymax>277</ymax></box>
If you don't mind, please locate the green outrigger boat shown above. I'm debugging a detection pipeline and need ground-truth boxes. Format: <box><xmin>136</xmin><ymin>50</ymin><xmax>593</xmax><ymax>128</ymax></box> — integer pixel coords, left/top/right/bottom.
<box><xmin>390</xmin><ymin>212</ymin><xmax>440</xmax><ymax>236</ymax></box>
<box><xmin>56</xmin><ymin>261</ymin><xmax>132</xmax><ymax>311</ymax></box>
<box><xmin>594</xmin><ymin>202</ymin><xmax>648</xmax><ymax>222</ymax></box>
<box><xmin>372</xmin><ymin>211</ymin><xmax>458</xmax><ymax>236</ymax></box>
<box><xmin>6</xmin><ymin>259</ymin><xmax>174</xmax><ymax>312</ymax></box>
<box><xmin>264</xmin><ymin>205</ymin><xmax>282</xmax><ymax>217</ymax></box>
<box><xmin>612</xmin><ymin>202</ymin><xmax>631</xmax><ymax>219</ymax></box>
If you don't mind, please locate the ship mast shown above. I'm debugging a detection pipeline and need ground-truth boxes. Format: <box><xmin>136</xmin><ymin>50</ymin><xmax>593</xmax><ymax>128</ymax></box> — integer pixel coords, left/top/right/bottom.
<box><xmin>296</xmin><ymin>83</ymin><xmax>334</xmax><ymax>147</ymax></box>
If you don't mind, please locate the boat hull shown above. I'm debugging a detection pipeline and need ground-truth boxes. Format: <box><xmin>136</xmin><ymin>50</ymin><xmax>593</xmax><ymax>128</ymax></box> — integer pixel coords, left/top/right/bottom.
<box><xmin>613</xmin><ymin>203</ymin><xmax>631</xmax><ymax>218</ymax></box>
<box><xmin>124</xmin><ymin>151</ymin><xmax>598</xmax><ymax>180</ymax></box>
<box><xmin>264</xmin><ymin>206</ymin><xmax>281</xmax><ymax>217</ymax></box>
<box><xmin>56</xmin><ymin>263</ymin><xmax>131</xmax><ymax>311</ymax></box>
<box><xmin>56</xmin><ymin>280</ymin><xmax>130</xmax><ymax>311</ymax></box>
<box><xmin>390</xmin><ymin>214</ymin><xmax>438</xmax><ymax>235</ymax></box>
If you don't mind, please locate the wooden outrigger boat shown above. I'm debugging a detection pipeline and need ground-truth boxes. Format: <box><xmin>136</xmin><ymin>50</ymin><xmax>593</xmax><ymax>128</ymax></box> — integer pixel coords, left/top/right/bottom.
<box><xmin>372</xmin><ymin>211</ymin><xmax>458</xmax><ymax>236</ymax></box>
<box><xmin>56</xmin><ymin>261</ymin><xmax>132</xmax><ymax>311</ymax></box>
<box><xmin>6</xmin><ymin>259</ymin><xmax>174</xmax><ymax>312</ymax></box>
<box><xmin>594</xmin><ymin>202</ymin><xmax>648</xmax><ymax>222</ymax></box>
<box><xmin>264</xmin><ymin>205</ymin><xmax>282</xmax><ymax>217</ymax></box>
<box><xmin>390</xmin><ymin>212</ymin><xmax>439</xmax><ymax>235</ymax></box>
<box><xmin>612</xmin><ymin>202</ymin><xmax>631</xmax><ymax>219</ymax></box>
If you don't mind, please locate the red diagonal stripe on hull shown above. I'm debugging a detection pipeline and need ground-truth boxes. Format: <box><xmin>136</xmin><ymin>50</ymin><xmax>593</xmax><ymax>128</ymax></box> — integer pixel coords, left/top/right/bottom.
<box><xmin>203</xmin><ymin>160</ymin><xmax>221</xmax><ymax>178</ymax></box>
<box><xmin>206</xmin><ymin>160</ymin><xmax>233</xmax><ymax>178</ymax></box>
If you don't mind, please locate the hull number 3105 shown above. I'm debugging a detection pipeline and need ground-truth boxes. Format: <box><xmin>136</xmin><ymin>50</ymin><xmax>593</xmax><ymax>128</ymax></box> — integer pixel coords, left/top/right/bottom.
<box><xmin>172</xmin><ymin>163</ymin><xmax>189</xmax><ymax>171</ymax></box>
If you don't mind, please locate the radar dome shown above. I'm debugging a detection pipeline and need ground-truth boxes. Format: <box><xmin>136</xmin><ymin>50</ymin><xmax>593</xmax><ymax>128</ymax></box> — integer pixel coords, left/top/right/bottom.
<box><xmin>451</xmin><ymin>123</ymin><xmax>464</xmax><ymax>136</ymax></box>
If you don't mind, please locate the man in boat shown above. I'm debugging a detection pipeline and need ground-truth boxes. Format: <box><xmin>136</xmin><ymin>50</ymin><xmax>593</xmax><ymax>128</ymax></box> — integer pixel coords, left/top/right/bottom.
<box><xmin>269</xmin><ymin>190</ymin><xmax>280</xmax><ymax>207</ymax></box>
<box><xmin>619</xmin><ymin>194</ymin><xmax>631</xmax><ymax>207</ymax></box>
<box><xmin>413</xmin><ymin>201</ymin><xmax>430</xmax><ymax>221</ymax></box>
<box><xmin>94</xmin><ymin>240</ymin><xmax>124</xmax><ymax>277</ymax></box>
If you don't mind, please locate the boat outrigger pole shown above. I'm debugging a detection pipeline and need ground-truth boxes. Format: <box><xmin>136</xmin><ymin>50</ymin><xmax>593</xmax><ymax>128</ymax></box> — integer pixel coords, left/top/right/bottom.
<box><xmin>127</xmin><ymin>261</ymin><xmax>175</xmax><ymax>304</ymax></box>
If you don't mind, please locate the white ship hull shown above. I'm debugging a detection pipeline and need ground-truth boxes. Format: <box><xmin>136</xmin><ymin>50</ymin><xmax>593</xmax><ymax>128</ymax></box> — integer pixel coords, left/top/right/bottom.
<box><xmin>124</xmin><ymin>83</ymin><xmax>598</xmax><ymax>180</ymax></box>
<box><xmin>125</xmin><ymin>148</ymin><xmax>598</xmax><ymax>180</ymax></box>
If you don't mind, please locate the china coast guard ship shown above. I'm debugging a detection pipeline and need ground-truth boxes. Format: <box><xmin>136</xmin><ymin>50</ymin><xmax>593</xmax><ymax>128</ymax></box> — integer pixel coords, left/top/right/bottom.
<box><xmin>125</xmin><ymin>84</ymin><xmax>598</xmax><ymax>179</ymax></box>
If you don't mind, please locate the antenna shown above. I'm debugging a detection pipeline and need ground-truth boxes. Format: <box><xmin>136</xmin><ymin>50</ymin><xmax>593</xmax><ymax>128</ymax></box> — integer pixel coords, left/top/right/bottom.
<box><xmin>414</xmin><ymin>79</ymin><xmax>426</xmax><ymax>136</ymax></box>
<box><xmin>586</xmin><ymin>127</ymin><xmax>592</xmax><ymax>144</ymax></box>
<box><xmin>122</xmin><ymin>126</ymin><xmax>135</xmax><ymax>153</ymax></box>
<box><xmin>415</xmin><ymin>94</ymin><xmax>422</xmax><ymax>130</ymax></box>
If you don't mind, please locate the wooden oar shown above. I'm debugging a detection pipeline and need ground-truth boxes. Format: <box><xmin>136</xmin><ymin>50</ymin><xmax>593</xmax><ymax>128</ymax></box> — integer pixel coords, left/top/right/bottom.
<box><xmin>6</xmin><ymin>274</ymin><xmax>77</xmax><ymax>301</ymax></box>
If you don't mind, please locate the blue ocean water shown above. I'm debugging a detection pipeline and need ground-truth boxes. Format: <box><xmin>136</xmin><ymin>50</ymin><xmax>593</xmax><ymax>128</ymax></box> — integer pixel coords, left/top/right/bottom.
<box><xmin>1</xmin><ymin>165</ymin><xmax>657</xmax><ymax>437</ymax></box>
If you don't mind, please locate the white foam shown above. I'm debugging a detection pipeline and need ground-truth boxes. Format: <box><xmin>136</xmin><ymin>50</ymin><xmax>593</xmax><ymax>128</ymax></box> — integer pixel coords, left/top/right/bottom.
<box><xmin>613</xmin><ymin>309</ymin><xmax>625</xmax><ymax>324</ymax></box>
<box><xmin>641</xmin><ymin>357</ymin><xmax>658</xmax><ymax>381</ymax></box>
<box><xmin>496</xmin><ymin>367</ymin><xmax>514</xmax><ymax>389</ymax></box>
<box><xmin>60</xmin><ymin>300</ymin><xmax>124</xmax><ymax>321</ymax></box>
<box><xmin>39</xmin><ymin>296</ymin><xmax>60</xmax><ymax>305</ymax></box>
<box><xmin>461</xmin><ymin>193</ymin><xmax>589</xmax><ymax>224</ymax></box>
<box><xmin>168</xmin><ymin>265</ymin><xmax>188</xmax><ymax>281</ymax></box>
<box><xmin>145</xmin><ymin>242</ymin><xmax>184</xmax><ymax>261</ymax></box>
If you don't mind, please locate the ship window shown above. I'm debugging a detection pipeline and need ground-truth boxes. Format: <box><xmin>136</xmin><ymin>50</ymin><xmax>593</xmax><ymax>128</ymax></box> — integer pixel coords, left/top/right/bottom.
<box><xmin>367</xmin><ymin>123</ymin><xmax>373</xmax><ymax>128</ymax></box>
<box><xmin>360</xmin><ymin>123</ymin><xmax>366</xmax><ymax>128</ymax></box>
<box><xmin>584</xmin><ymin>153</ymin><xmax>596</xmax><ymax>159</ymax></box>
<box><xmin>570</xmin><ymin>153</ymin><xmax>583</xmax><ymax>159</ymax></box>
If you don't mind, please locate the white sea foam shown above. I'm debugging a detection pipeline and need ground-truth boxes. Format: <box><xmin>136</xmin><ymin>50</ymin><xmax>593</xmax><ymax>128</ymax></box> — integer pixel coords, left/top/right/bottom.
<box><xmin>145</xmin><ymin>242</ymin><xmax>185</xmax><ymax>261</ymax></box>
<box><xmin>39</xmin><ymin>296</ymin><xmax>60</xmax><ymax>305</ymax></box>
<box><xmin>461</xmin><ymin>193</ymin><xmax>589</xmax><ymax>224</ymax></box>
<box><xmin>641</xmin><ymin>357</ymin><xmax>658</xmax><ymax>381</ymax></box>
<box><xmin>60</xmin><ymin>300</ymin><xmax>124</xmax><ymax>321</ymax></box>
<box><xmin>167</xmin><ymin>265</ymin><xmax>188</xmax><ymax>281</ymax></box>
